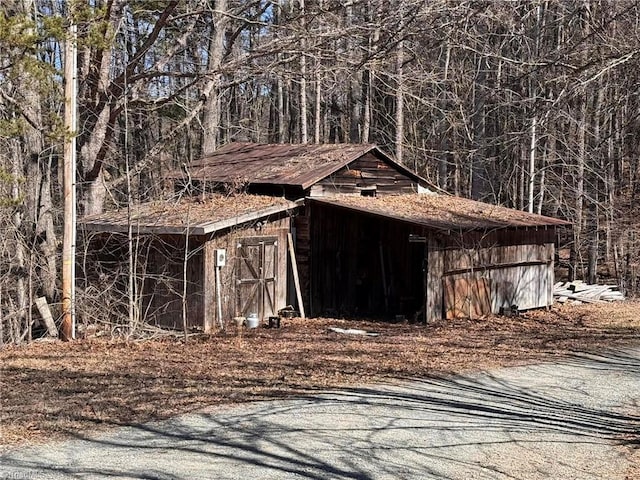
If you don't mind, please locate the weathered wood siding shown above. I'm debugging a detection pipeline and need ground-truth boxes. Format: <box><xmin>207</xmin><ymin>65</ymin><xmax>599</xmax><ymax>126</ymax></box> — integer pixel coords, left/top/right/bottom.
<box><xmin>293</xmin><ymin>213</ymin><xmax>311</xmax><ymax>315</ymax></box>
<box><xmin>438</xmin><ymin>227</ymin><xmax>556</xmax><ymax>249</ymax></box>
<box><xmin>200</xmin><ymin>217</ymin><xmax>289</xmax><ymax>331</ymax></box>
<box><xmin>309</xmin><ymin>152</ymin><xmax>419</xmax><ymax>197</ymax></box>
<box><xmin>425</xmin><ymin>239</ymin><xmax>444</xmax><ymax>322</ymax></box>
<box><xmin>83</xmin><ymin>216</ymin><xmax>290</xmax><ymax>332</ymax></box>
<box><xmin>306</xmin><ymin>202</ymin><xmax>557</xmax><ymax>322</ymax></box>
<box><xmin>90</xmin><ymin>234</ymin><xmax>207</xmax><ymax>331</ymax></box>
<box><xmin>432</xmin><ymin>240</ymin><xmax>555</xmax><ymax>319</ymax></box>
<box><xmin>144</xmin><ymin>216</ymin><xmax>290</xmax><ymax>331</ymax></box>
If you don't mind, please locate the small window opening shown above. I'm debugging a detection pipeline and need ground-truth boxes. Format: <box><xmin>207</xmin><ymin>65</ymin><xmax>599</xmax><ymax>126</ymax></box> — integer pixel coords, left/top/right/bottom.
<box><xmin>360</xmin><ymin>186</ymin><xmax>377</xmax><ymax>197</ymax></box>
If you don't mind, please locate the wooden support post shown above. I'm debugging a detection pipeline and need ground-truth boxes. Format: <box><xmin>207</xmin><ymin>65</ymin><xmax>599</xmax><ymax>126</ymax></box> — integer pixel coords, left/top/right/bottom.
<box><xmin>426</xmin><ymin>240</ymin><xmax>444</xmax><ymax>323</ymax></box>
<box><xmin>287</xmin><ymin>233</ymin><xmax>306</xmax><ymax>318</ymax></box>
<box><xmin>203</xmin><ymin>242</ymin><xmax>215</xmax><ymax>333</ymax></box>
<box><xmin>547</xmin><ymin>243</ymin><xmax>555</xmax><ymax>307</ymax></box>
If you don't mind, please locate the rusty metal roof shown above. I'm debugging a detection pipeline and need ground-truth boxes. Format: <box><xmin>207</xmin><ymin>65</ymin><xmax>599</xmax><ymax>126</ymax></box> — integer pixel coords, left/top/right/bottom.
<box><xmin>310</xmin><ymin>194</ymin><xmax>571</xmax><ymax>231</ymax></box>
<box><xmin>80</xmin><ymin>195</ymin><xmax>299</xmax><ymax>235</ymax></box>
<box><xmin>166</xmin><ymin>142</ymin><xmax>427</xmax><ymax>190</ymax></box>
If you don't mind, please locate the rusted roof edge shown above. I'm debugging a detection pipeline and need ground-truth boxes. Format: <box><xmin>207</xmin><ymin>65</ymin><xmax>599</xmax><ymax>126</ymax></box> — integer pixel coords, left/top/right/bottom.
<box><xmin>308</xmin><ymin>197</ymin><xmax>456</xmax><ymax>231</ymax></box>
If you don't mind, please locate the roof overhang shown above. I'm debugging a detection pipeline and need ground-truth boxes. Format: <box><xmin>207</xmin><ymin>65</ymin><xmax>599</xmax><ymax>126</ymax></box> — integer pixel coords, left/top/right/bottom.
<box><xmin>308</xmin><ymin>195</ymin><xmax>571</xmax><ymax>232</ymax></box>
<box><xmin>81</xmin><ymin>199</ymin><xmax>301</xmax><ymax>236</ymax></box>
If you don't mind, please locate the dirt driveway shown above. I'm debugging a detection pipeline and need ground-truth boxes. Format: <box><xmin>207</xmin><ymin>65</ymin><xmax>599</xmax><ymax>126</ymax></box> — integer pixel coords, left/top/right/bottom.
<box><xmin>1</xmin><ymin>347</ymin><xmax>639</xmax><ymax>480</ymax></box>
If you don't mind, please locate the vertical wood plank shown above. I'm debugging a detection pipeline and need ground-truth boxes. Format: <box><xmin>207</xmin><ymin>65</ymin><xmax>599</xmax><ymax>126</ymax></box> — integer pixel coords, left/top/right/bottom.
<box><xmin>426</xmin><ymin>239</ymin><xmax>444</xmax><ymax>322</ymax></box>
<box><xmin>203</xmin><ymin>240</ymin><xmax>216</xmax><ymax>333</ymax></box>
<box><xmin>547</xmin><ymin>242</ymin><xmax>555</xmax><ymax>307</ymax></box>
<box><xmin>443</xmin><ymin>276</ymin><xmax>455</xmax><ymax>319</ymax></box>
<box><xmin>35</xmin><ymin>297</ymin><xmax>58</xmax><ymax>337</ymax></box>
<box><xmin>287</xmin><ymin>232</ymin><xmax>306</xmax><ymax>318</ymax></box>
<box><xmin>276</xmin><ymin>227</ymin><xmax>289</xmax><ymax>314</ymax></box>
<box><xmin>474</xmin><ymin>277</ymin><xmax>492</xmax><ymax>317</ymax></box>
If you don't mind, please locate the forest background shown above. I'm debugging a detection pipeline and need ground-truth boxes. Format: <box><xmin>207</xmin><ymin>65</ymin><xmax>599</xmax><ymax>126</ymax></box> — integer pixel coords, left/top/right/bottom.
<box><xmin>1</xmin><ymin>0</ymin><xmax>639</xmax><ymax>344</ymax></box>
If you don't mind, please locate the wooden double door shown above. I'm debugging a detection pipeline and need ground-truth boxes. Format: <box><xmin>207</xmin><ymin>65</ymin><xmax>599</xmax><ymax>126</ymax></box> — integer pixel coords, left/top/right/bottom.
<box><xmin>236</xmin><ymin>236</ymin><xmax>279</xmax><ymax>320</ymax></box>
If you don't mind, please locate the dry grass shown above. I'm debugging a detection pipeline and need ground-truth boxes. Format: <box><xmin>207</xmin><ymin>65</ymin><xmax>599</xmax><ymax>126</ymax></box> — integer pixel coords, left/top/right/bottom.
<box><xmin>1</xmin><ymin>301</ymin><xmax>640</xmax><ymax>460</ymax></box>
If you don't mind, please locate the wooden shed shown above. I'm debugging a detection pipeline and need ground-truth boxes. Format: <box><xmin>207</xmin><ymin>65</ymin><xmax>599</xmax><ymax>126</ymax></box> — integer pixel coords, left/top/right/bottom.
<box><xmin>81</xmin><ymin>195</ymin><xmax>298</xmax><ymax>332</ymax></box>
<box><xmin>166</xmin><ymin>142</ymin><xmax>570</xmax><ymax>323</ymax></box>
<box><xmin>82</xmin><ymin>142</ymin><xmax>570</xmax><ymax>330</ymax></box>
<box><xmin>302</xmin><ymin>194</ymin><xmax>569</xmax><ymax>322</ymax></box>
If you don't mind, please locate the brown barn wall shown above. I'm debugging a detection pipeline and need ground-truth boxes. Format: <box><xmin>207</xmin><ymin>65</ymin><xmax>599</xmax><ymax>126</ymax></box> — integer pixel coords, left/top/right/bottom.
<box><xmin>305</xmin><ymin>202</ymin><xmax>558</xmax><ymax>322</ymax></box>
<box><xmin>141</xmin><ymin>235</ymin><xmax>206</xmax><ymax>330</ymax></box>
<box><xmin>293</xmin><ymin>213</ymin><xmax>311</xmax><ymax>315</ymax></box>
<box><xmin>82</xmin><ymin>234</ymin><xmax>207</xmax><ymax>331</ymax></box>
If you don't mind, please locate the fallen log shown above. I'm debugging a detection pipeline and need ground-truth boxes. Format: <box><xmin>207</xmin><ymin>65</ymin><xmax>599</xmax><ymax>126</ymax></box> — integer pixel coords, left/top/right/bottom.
<box><xmin>35</xmin><ymin>297</ymin><xmax>58</xmax><ymax>337</ymax></box>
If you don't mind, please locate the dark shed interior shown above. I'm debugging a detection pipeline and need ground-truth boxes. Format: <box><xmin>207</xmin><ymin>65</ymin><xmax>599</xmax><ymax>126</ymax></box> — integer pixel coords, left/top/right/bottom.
<box><xmin>308</xmin><ymin>201</ymin><xmax>426</xmax><ymax>319</ymax></box>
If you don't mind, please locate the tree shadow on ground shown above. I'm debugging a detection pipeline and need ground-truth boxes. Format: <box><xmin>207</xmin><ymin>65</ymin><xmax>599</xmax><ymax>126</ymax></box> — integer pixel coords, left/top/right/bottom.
<box><xmin>1</xmin><ymin>348</ymin><xmax>639</xmax><ymax>480</ymax></box>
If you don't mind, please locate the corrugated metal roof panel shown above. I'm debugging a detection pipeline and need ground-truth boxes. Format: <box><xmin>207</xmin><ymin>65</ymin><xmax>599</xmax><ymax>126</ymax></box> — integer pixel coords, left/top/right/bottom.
<box><xmin>310</xmin><ymin>194</ymin><xmax>571</xmax><ymax>231</ymax></box>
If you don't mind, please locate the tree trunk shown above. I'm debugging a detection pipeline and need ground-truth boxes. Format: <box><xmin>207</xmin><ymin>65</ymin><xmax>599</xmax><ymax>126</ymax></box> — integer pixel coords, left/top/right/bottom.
<box><xmin>346</xmin><ymin>1</ymin><xmax>360</xmax><ymax>143</ymax></box>
<box><xmin>528</xmin><ymin>115</ymin><xmax>537</xmax><ymax>213</ymax></box>
<box><xmin>438</xmin><ymin>44</ymin><xmax>451</xmax><ymax>189</ymax></box>
<box><xmin>278</xmin><ymin>77</ymin><xmax>286</xmax><ymax>143</ymax></box>
<box><xmin>394</xmin><ymin>0</ymin><xmax>405</xmax><ymax>163</ymax></box>
<box><xmin>202</xmin><ymin>0</ymin><xmax>228</xmax><ymax>154</ymax></box>
<box><xmin>314</xmin><ymin>66</ymin><xmax>321</xmax><ymax>144</ymax></box>
<box><xmin>299</xmin><ymin>0</ymin><xmax>308</xmax><ymax>143</ymax></box>
<box><xmin>587</xmin><ymin>205</ymin><xmax>599</xmax><ymax>284</ymax></box>
<box><xmin>362</xmin><ymin>0</ymin><xmax>381</xmax><ymax>145</ymax></box>
<box><xmin>10</xmin><ymin>140</ymin><xmax>26</xmax><ymax>344</ymax></box>
<box><xmin>606</xmin><ymin>108</ymin><xmax>615</xmax><ymax>262</ymax></box>
<box><xmin>471</xmin><ymin>54</ymin><xmax>488</xmax><ymax>200</ymax></box>
<box><xmin>362</xmin><ymin>69</ymin><xmax>371</xmax><ymax>144</ymax></box>
<box><xmin>574</xmin><ymin>93</ymin><xmax>586</xmax><ymax>280</ymax></box>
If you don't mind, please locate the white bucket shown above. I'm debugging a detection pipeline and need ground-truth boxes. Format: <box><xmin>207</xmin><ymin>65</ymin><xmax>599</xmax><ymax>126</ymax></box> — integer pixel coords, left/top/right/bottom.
<box><xmin>246</xmin><ymin>313</ymin><xmax>260</xmax><ymax>329</ymax></box>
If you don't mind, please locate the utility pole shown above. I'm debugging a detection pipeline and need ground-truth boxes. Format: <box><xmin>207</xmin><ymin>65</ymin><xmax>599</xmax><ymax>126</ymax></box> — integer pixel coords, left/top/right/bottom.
<box><xmin>60</xmin><ymin>11</ymin><xmax>77</xmax><ymax>341</ymax></box>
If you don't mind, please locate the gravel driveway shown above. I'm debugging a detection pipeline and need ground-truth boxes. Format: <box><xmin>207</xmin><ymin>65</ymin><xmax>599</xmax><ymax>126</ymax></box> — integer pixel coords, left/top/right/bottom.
<box><xmin>1</xmin><ymin>348</ymin><xmax>639</xmax><ymax>480</ymax></box>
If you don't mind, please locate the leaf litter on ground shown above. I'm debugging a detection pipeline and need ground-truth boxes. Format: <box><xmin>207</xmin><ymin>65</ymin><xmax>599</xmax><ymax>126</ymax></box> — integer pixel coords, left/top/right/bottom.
<box><xmin>1</xmin><ymin>301</ymin><xmax>640</xmax><ymax>453</ymax></box>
